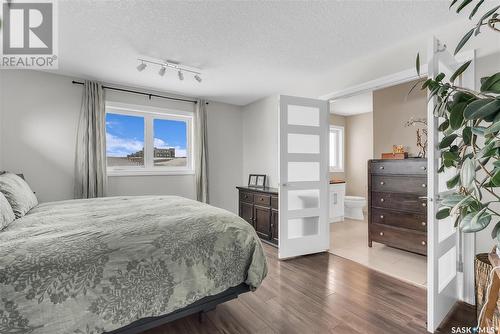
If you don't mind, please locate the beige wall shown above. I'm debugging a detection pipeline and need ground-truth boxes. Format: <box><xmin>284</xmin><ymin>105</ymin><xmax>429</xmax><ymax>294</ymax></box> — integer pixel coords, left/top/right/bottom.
<box><xmin>329</xmin><ymin>113</ymin><xmax>346</xmax><ymax>181</ymax></box>
<box><xmin>345</xmin><ymin>112</ymin><xmax>373</xmax><ymax>199</ymax></box>
<box><xmin>373</xmin><ymin>80</ymin><xmax>427</xmax><ymax>158</ymax></box>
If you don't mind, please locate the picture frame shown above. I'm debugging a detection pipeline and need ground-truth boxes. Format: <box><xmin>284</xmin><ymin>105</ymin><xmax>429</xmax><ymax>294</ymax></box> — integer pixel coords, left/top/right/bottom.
<box><xmin>248</xmin><ymin>174</ymin><xmax>266</xmax><ymax>188</ymax></box>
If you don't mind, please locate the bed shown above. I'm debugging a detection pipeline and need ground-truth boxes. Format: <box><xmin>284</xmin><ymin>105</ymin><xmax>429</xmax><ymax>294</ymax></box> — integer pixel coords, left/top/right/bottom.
<box><xmin>0</xmin><ymin>195</ymin><xmax>268</xmax><ymax>334</ymax></box>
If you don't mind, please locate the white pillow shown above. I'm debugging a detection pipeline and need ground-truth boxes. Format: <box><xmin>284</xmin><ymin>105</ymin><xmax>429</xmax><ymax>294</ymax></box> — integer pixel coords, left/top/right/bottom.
<box><xmin>0</xmin><ymin>172</ymin><xmax>38</xmax><ymax>218</ymax></box>
<box><xmin>0</xmin><ymin>191</ymin><xmax>16</xmax><ymax>230</ymax></box>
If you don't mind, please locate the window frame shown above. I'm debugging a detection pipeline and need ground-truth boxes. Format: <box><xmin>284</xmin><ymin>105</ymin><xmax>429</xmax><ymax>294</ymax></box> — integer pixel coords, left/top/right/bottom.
<box><xmin>329</xmin><ymin>125</ymin><xmax>344</xmax><ymax>173</ymax></box>
<box><xmin>105</xmin><ymin>102</ymin><xmax>194</xmax><ymax>176</ymax></box>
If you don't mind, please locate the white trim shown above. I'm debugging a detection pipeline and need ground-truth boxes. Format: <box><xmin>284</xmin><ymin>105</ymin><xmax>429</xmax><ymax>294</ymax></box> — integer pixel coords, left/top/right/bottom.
<box><xmin>329</xmin><ymin>125</ymin><xmax>344</xmax><ymax>173</ymax></box>
<box><xmin>107</xmin><ymin>169</ymin><xmax>195</xmax><ymax>177</ymax></box>
<box><xmin>321</xmin><ymin>65</ymin><xmax>428</xmax><ymax>102</ymax></box>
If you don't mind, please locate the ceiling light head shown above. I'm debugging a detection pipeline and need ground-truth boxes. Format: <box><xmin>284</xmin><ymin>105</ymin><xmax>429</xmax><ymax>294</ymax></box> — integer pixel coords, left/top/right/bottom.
<box><xmin>158</xmin><ymin>66</ymin><xmax>166</xmax><ymax>76</ymax></box>
<box><xmin>136</xmin><ymin>61</ymin><xmax>147</xmax><ymax>72</ymax></box>
<box><xmin>178</xmin><ymin>70</ymin><xmax>184</xmax><ymax>81</ymax></box>
<box><xmin>194</xmin><ymin>74</ymin><xmax>202</xmax><ymax>83</ymax></box>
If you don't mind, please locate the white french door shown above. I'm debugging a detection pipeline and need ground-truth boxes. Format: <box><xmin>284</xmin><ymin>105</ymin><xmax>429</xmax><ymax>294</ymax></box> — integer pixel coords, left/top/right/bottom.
<box><xmin>427</xmin><ymin>37</ymin><xmax>475</xmax><ymax>332</ymax></box>
<box><xmin>278</xmin><ymin>95</ymin><xmax>330</xmax><ymax>259</ymax></box>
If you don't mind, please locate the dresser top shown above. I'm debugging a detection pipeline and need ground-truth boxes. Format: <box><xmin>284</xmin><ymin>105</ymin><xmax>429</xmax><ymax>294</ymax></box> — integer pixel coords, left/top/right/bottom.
<box><xmin>237</xmin><ymin>186</ymin><xmax>278</xmax><ymax>195</ymax></box>
<box><xmin>369</xmin><ymin>158</ymin><xmax>427</xmax><ymax>162</ymax></box>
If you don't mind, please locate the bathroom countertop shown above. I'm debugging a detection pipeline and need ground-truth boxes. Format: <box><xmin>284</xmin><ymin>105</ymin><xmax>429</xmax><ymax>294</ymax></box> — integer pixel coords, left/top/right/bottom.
<box><xmin>329</xmin><ymin>180</ymin><xmax>346</xmax><ymax>184</ymax></box>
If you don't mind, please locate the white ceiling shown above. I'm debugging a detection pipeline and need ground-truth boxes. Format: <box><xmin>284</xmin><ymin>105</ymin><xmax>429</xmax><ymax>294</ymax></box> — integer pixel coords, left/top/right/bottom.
<box><xmin>56</xmin><ymin>1</ymin><xmax>461</xmax><ymax>106</ymax></box>
<box><xmin>330</xmin><ymin>92</ymin><xmax>373</xmax><ymax>116</ymax></box>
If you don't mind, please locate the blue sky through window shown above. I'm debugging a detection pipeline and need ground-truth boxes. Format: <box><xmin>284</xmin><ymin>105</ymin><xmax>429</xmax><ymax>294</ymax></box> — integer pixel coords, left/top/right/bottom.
<box><xmin>106</xmin><ymin>113</ymin><xmax>187</xmax><ymax>158</ymax></box>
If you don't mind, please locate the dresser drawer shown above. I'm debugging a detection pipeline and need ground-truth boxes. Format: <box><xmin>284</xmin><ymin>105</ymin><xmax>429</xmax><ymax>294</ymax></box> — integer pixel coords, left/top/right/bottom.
<box><xmin>372</xmin><ymin>175</ymin><xmax>427</xmax><ymax>195</ymax></box>
<box><xmin>371</xmin><ymin>223</ymin><xmax>427</xmax><ymax>255</ymax></box>
<box><xmin>254</xmin><ymin>194</ymin><xmax>271</xmax><ymax>206</ymax></box>
<box><xmin>239</xmin><ymin>191</ymin><xmax>253</xmax><ymax>204</ymax></box>
<box><xmin>370</xmin><ymin>160</ymin><xmax>427</xmax><ymax>175</ymax></box>
<box><xmin>372</xmin><ymin>208</ymin><xmax>427</xmax><ymax>232</ymax></box>
<box><xmin>371</xmin><ymin>192</ymin><xmax>427</xmax><ymax>213</ymax></box>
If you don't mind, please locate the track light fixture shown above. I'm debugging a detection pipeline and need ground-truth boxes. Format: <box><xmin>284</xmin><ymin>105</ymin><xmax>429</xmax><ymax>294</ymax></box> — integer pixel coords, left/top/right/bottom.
<box><xmin>158</xmin><ymin>66</ymin><xmax>166</xmax><ymax>76</ymax></box>
<box><xmin>136</xmin><ymin>61</ymin><xmax>146</xmax><ymax>72</ymax></box>
<box><xmin>136</xmin><ymin>58</ymin><xmax>202</xmax><ymax>83</ymax></box>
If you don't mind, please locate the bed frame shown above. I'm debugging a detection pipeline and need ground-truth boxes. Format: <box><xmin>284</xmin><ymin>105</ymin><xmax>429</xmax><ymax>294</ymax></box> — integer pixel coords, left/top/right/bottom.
<box><xmin>106</xmin><ymin>283</ymin><xmax>251</xmax><ymax>334</ymax></box>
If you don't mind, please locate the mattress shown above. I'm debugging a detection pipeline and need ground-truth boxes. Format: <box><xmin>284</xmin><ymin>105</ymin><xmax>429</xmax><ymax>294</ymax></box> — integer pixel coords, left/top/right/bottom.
<box><xmin>0</xmin><ymin>195</ymin><xmax>267</xmax><ymax>334</ymax></box>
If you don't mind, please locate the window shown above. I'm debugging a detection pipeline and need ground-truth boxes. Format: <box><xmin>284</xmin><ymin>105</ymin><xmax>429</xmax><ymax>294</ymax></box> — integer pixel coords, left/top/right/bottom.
<box><xmin>329</xmin><ymin>125</ymin><xmax>344</xmax><ymax>172</ymax></box>
<box><xmin>105</xmin><ymin>103</ymin><xmax>193</xmax><ymax>175</ymax></box>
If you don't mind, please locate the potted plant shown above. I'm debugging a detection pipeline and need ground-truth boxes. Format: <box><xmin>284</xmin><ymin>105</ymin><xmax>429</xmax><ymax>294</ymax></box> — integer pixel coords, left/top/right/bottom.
<box><xmin>415</xmin><ymin>1</ymin><xmax>499</xmax><ymax>246</ymax></box>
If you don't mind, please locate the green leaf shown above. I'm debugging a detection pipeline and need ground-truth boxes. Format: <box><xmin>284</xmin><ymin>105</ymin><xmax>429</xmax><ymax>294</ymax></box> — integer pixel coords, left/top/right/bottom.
<box><xmin>472</xmin><ymin>99</ymin><xmax>500</xmax><ymax>120</ymax></box>
<box><xmin>441</xmin><ymin>193</ymin><xmax>466</xmax><ymax>206</ymax></box>
<box><xmin>463</xmin><ymin>98</ymin><xmax>495</xmax><ymax>119</ymax></box>
<box><xmin>451</xmin><ymin>195</ymin><xmax>474</xmax><ymax>216</ymax></box>
<box><xmin>469</xmin><ymin>0</ymin><xmax>485</xmax><ymax>19</ymax></box>
<box><xmin>416</xmin><ymin>53</ymin><xmax>420</xmax><ymax>76</ymax></box>
<box><xmin>456</xmin><ymin>0</ymin><xmax>473</xmax><ymax>13</ymax></box>
<box><xmin>449</xmin><ymin>102</ymin><xmax>467</xmax><ymax>129</ymax></box>
<box><xmin>439</xmin><ymin>134</ymin><xmax>458</xmax><ymax>149</ymax></box>
<box><xmin>449</xmin><ymin>0</ymin><xmax>459</xmax><ymax>8</ymax></box>
<box><xmin>422</xmin><ymin>78</ymin><xmax>432</xmax><ymax>90</ymax></box>
<box><xmin>491</xmin><ymin>170</ymin><xmax>500</xmax><ymax>186</ymax></box>
<box><xmin>435</xmin><ymin>72</ymin><xmax>446</xmax><ymax>82</ymax></box>
<box><xmin>460</xmin><ymin>157</ymin><xmax>475</xmax><ymax>188</ymax></box>
<box><xmin>480</xmin><ymin>73</ymin><xmax>500</xmax><ymax>93</ymax></box>
<box><xmin>455</xmin><ymin>28</ymin><xmax>474</xmax><ymax>55</ymax></box>
<box><xmin>461</xmin><ymin>207</ymin><xmax>491</xmax><ymax>233</ymax></box>
<box><xmin>463</xmin><ymin>127</ymin><xmax>472</xmax><ymax>145</ymax></box>
<box><xmin>450</xmin><ymin>60</ymin><xmax>472</xmax><ymax>82</ymax></box>
<box><xmin>439</xmin><ymin>119</ymin><xmax>450</xmax><ymax>132</ymax></box>
<box><xmin>436</xmin><ymin>207</ymin><xmax>451</xmax><ymax>220</ymax></box>
<box><xmin>446</xmin><ymin>174</ymin><xmax>460</xmax><ymax>189</ymax></box>
<box><xmin>479</xmin><ymin>5</ymin><xmax>500</xmax><ymax>23</ymax></box>
<box><xmin>472</xmin><ymin>126</ymin><xmax>486</xmax><ymax>136</ymax></box>
<box><xmin>453</xmin><ymin>91</ymin><xmax>475</xmax><ymax>104</ymax></box>
<box><xmin>491</xmin><ymin>222</ymin><xmax>500</xmax><ymax>241</ymax></box>
<box><xmin>484</xmin><ymin>120</ymin><xmax>500</xmax><ymax>136</ymax></box>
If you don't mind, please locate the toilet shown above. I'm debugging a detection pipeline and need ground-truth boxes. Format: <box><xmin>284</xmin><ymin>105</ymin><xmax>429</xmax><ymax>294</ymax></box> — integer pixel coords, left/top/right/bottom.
<box><xmin>344</xmin><ymin>196</ymin><xmax>367</xmax><ymax>220</ymax></box>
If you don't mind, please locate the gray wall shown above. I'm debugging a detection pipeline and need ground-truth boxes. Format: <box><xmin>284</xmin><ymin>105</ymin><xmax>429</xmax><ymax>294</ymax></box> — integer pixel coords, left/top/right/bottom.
<box><xmin>241</xmin><ymin>95</ymin><xmax>279</xmax><ymax>188</ymax></box>
<box><xmin>0</xmin><ymin>70</ymin><xmax>243</xmax><ymax>213</ymax></box>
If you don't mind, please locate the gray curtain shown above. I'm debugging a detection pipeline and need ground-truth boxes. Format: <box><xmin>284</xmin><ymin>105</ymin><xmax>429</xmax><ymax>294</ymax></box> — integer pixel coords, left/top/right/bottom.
<box><xmin>74</xmin><ymin>81</ymin><xmax>107</xmax><ymax>198</ymax></box>
<box><xmin>195</xmin><ymin>100</ymin><xmax>209</xmax><ymax>203</ymax></box>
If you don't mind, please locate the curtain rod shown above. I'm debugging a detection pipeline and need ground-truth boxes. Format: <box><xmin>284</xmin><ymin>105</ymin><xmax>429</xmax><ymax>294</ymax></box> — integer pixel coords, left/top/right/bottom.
<box><xmin>71</xmin><ymin>81</ymin><xmax>208</xmax><ymax>104</ymax></box>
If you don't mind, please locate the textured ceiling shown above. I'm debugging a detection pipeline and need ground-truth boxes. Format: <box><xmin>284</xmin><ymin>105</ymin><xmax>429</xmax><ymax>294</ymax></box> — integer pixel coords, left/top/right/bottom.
<box><xmin>331</xmin><ymin>91</ymin><xmax>373</xmax><ymax>116</ymax></box>
<box><xmin>57</xmin><ymin>1</ymin><xmax>461</xmax><ymax>105</ymax></box>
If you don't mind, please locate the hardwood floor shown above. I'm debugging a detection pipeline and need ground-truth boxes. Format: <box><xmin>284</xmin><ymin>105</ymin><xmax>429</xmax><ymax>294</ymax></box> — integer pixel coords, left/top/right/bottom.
<box><xmin>144</xmin><ymin>244</ymin><xmax>476</xmax><ymax>334</ymax></box>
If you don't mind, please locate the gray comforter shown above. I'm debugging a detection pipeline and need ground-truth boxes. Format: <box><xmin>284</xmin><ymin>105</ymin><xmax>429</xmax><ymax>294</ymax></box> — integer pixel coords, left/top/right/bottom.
<box><xmin>0</xmin><ymin>196</ymin><xmax>267</xmax><ymax>334</ymax></box>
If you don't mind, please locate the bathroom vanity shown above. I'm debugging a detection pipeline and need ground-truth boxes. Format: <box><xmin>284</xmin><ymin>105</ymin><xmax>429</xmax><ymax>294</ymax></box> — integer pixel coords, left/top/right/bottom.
<box><xmin>329</xmin><ymin>181</ymin><xmax>345</xmax><ymax>222</ymax></box>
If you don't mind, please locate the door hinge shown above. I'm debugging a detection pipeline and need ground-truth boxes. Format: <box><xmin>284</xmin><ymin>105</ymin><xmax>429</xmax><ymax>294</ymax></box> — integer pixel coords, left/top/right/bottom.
<box><xmin>457</xmin><ymin>260</ymin><xmax>464</xmax><ymax>273</ymax></box>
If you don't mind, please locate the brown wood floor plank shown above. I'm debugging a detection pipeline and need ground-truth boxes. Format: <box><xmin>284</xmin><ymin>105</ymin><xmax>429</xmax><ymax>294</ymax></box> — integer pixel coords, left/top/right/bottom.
<box><xmin>144</xmin><ymin>244</ymin><xmax>476</xmax><ymax>334</ymax></box>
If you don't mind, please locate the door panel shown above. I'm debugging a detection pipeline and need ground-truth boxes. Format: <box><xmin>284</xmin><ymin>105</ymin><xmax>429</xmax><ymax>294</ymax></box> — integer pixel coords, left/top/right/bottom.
<box><xmin>239</xmin><ymin>202</ymin><xmax>254</xmax><ymax>227</ymax></box>
<box><xmin>254</xmin><ymin>205</ymin><xmax>271</xmax><ymax>240</ymax></box>
<box><xmin>279</xmin><ymin>95</ymin><xmax>329</xmax><ymax>259</ymax></box>
<box><xmin>427</xmin><ymin>36</ymin><xmax>475</xmax><ymax>332</ymax></box>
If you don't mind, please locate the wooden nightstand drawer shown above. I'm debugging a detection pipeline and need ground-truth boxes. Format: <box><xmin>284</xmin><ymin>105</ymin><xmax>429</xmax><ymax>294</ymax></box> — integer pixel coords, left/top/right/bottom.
<box><xmin>254</xmin><ymin>194</ymin><xmax>271</xmax><ymax>206</ymax></box>
<box><xmin>372</xmin><ymin>191</ymin><xmax>427</xmax><ymax>213</ymax></box>
<box><xmin>371</xmin><ymin>208</ymin><xmax>427</xmax><ymax>232</ymax></box>
<box><xmin>239</xmin><ymin>191</ymin><xmax>253</xmax><ymax>204</ymax></box>
<box><xmin>370</xmin><ymin>160</ymin><xmax>427</xmax><ymax>175</ymax></box>
<box><xmin>372</xmin><ymin>175</ymin><xmax>427</xmax><ymax>195</ymax></box>
<box><xmin>371</xmin><ymin>223</ymin><xmax>427</xmax><ymax>255</ymax></box>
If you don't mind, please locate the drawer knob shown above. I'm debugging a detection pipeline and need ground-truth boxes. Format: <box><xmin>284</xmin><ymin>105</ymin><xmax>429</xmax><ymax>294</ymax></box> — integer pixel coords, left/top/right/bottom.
<box><xmin>379</xmin><ymin>232</ymin><xmax>384</xmax><ymax>236</ymax></box>
<box><xmin>421</xmin><ymin>184</ymin><xmax>427</xmax><ymax>188</ymax></box>
<box><xmin>421</xmin><ymin>241</ymin><xmax>426</xmax><ymax>246</ymax></box>
<box><xmin>380</xmin><ymin>215</ymin><xmax>384</xmax><ymax>219</ymax></box>
<box><xmin>422</xmin><ymin>202</ymin><xmax>427</xmax><ymax>207</ymax></box>
<box><xmin>380</xmin><ymin>198</ymin><xmax>385</xmax><ymax>202</ymax></box>
<box><xmin>380</xmin><ymin>181</ymin><xmax>385</xmax><ymax>185</ymax></box>
<box><xmin>379</xmin><ymin>166</ymin><xmax>385</xmax><ymax>170</ymax></box>
<box><xmin>421</xmin><ymin>221</ymin><xmax>426</xmax><ymax>226</ymax></box>
<box><xmin>421</xmin><ymin>166</ymin><xmax>427</xmax><ymax>170</ymax></box>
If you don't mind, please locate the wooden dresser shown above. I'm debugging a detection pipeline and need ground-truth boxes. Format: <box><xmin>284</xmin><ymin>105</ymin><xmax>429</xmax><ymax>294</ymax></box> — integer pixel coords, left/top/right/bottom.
<box><xmin>237</xmin><ymin>186</ymin><xmax>278</xmax><ymax>246</ymax></box>
<box><xmin>368</xmin><ymin>159</ymin><xmax>428</xmax><ymax>255</ymax></box>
